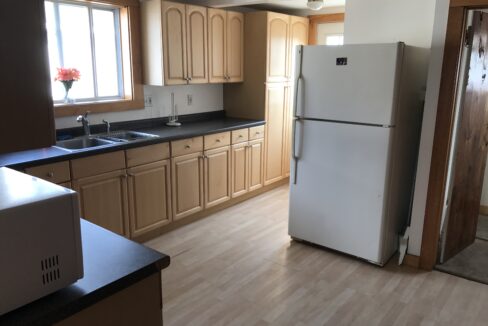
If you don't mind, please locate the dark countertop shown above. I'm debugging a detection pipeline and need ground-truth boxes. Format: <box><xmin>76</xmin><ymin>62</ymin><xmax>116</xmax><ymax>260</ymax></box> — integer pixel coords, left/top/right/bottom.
<box><xmin>0</xmin><ymin>116</ymin><xmax>265</xmax><ymax>169</ymax></box>
<box><xmin>0</xmin><ymin>219</ymin><xmax>170</xmax><ymax>326</ymax></box>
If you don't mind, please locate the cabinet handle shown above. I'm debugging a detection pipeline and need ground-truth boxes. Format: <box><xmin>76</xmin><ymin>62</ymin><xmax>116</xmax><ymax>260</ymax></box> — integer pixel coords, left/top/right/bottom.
<box><xmin>216</xmin><ymin>139</ymin><xmax>221</xmax><ymax>142</ymax></box>
<box><xmin>47</xmin><ymin>172</ymin><xmax>54</xmax><ymax>178</ymax></box>
<box><xmin>238</xmin><ymin>134</ymin><xmax>243</xmax><ymax>138</ymax></box>
<box><xmin>188</xmin><ymin>76</ymin><xmax>192</xmax><ymax>81</ymax></box>
<box><xmin>127</xmin><ymin>173</ymin><xmax>135</xmax><ymax>177</ymax></box>
<box><xmin>121</xmin><ymin>174</ymin><xmax>127</xmax><ymax>179</ymax></box>
<box><xmin>185</xmin><ymin>145</ymin><xmax>191</xmax><ymax>149</ymax></box>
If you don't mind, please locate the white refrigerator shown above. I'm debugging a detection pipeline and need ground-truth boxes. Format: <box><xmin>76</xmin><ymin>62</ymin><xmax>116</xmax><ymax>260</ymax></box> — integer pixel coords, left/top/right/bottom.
<box><xmin>288</xmin><ymin>43</ymin><xmax>428</xmax><ymax>265</ymax></box>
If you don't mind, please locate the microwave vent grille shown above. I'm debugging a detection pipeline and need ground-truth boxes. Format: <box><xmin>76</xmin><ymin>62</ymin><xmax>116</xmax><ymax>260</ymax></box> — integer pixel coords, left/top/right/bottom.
<box><xmin>41</xmin><ymin>255</ymin><xmax>61</xmax><ymax>285</ymax></box>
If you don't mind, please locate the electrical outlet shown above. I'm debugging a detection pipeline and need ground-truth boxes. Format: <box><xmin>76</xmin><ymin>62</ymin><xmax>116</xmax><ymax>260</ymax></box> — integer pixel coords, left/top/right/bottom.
<box><xmin>187</xmin><ymin>94</ymin><xmax>193</xmax><ymax>106</ymax></box>
<box><xmin>144</xmin><ymin>95</ymin><xmax>153</xmax><ymax>107</ymax></box>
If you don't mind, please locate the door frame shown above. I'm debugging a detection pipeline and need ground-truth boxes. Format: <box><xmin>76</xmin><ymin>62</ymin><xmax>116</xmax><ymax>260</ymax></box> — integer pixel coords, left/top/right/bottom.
<box><xmin>420</xmin><ymin>0</ymin><xmax>488</xmax><ymax>270</ymax></box>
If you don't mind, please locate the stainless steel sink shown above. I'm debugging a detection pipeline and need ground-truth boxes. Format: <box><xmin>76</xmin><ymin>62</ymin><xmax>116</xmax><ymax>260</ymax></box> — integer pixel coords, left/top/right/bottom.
<box><xmin>55</xmin><ymin>137</ymin><xmax>115</xmax><ymax>151</ymax></box>
<box><xmin>98</xmin><ymin>131</ymin><xmax>159</xmax><ymax>142</ymax></box>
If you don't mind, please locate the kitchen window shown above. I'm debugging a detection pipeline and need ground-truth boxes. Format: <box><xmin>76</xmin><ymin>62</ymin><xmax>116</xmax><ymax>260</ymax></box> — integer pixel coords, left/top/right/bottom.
<box><xmin>44</xmin><ymin>0</ymin><xmax>144</xmax><ymax>117</ymax></box>
<box><xmin>325</xmin><ymin>34</ymin><xmax>344</xmax><ymax>46</ymax></box>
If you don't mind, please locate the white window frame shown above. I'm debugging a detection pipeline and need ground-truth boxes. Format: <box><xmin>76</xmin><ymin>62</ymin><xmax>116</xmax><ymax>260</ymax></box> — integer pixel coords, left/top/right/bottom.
<box><xmin>47</xmin><ymin>0</ymin><xmax>125</xmax><ymax>103</ymax></box>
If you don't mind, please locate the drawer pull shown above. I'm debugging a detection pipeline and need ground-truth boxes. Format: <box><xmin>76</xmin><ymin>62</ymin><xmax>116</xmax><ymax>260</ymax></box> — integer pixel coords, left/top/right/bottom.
<box><xmin>216</xmin><ymin>139</ymin><xmax>221</xmax><ymax>142</ymax></box>
<box><xmin>185</xmin><ymin>145</ymin><xmax>191</xmax><ymax>149</ymax></box>
<box><xmin>255</xmin><ymin>132</ymin><xmax>260</xmax><ymax>135</ymax></box>
<box><xmin>238</xmin><ymin>135</ymin><xmax>243</xmax><ymax>138</ymax></box>
<box><xmin>47</xmin><ymin>172</ymin><xmax>54</xmax><ymax>178</ymax></box>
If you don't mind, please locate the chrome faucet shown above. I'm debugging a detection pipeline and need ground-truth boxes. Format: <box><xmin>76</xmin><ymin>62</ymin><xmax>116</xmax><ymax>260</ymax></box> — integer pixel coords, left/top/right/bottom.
<box><xmin>76</xmin><ymin>112</ymin><xmax>90</xmax><ymax>136</ymax></box>
<box><xmin>102</xmin><ymin>119</ymin><xmax>111</xmax><ymax>135</ymax></box>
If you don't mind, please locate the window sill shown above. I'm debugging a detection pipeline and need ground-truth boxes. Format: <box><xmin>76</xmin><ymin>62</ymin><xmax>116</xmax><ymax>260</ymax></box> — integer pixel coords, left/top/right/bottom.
<box><xmin>53</xmin><ymin>98</ymin><xmax>144</xmax><ymax>118</ymax></box>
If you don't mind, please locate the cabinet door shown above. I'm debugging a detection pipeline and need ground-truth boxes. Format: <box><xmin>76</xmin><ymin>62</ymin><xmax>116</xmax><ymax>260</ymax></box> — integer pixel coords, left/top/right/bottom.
<box><xmin>73</xmin><ymin>170</ymin><xmax>129</xmax><ymax>236</ymax></box>
<box><xmin>162</xmin><ymin>1</ymin><xmax>187</xmax><ymax>85</ymax></box>
<box><xmin>282</xmin><ymin>89</ymin><xmax>292</xmax><ymax>177</ymax></box>
<box><xmin>264</xmin><ymin>84</ymin><xmax>288</xmax><ymax>185</ymax></box>
<box><xmin>208</xmin><ymin>8</ymin><xmax>227</xmax><ymax>83</ymax></box>
<box><xmin>204</xmin><ymin>146</ymin><xmax>231</xmax><ymax>208</ymax></box>
<box><xmin>266</xmin><ymin>12</ymin><xmax>289</xmax><ymax>83</ymax></box>
<box><xmin>288</xmin><ymin>16</ymin><xmax>309</xmax><ymax>79</ymax></box>
<box><xmin>186</xmin><ymin>5</ymin><xmax>208</xmax><ymax>84</ymax></box>
<box><xmin>172</xmin><ymin>152</ymin><xmax>204</xmax><ymax>220</ymax></box>
<box><xmin>127</xmin><ymin>160</ymin><xmax>172</xmax><ymax>238</ymax></box>
<box><xmin>249</xmin><ymin>139</ymin><xmax>264</xmax><ymax>191</ymax></box>
<box><xmin>231</xmin><ymin>142</ymin><xmax>248</xmax><ymax>198</ymax></box>
<box><xmin>226</xmin><ymin>11</ymin><xmax>244</xmax><ymax>83</ymax></box>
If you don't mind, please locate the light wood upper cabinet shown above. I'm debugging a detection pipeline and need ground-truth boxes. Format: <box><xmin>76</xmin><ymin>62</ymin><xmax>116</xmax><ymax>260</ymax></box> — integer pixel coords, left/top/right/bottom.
<box><xmin>141</xmin><ymin>0</ymin><xmax>208</xmax><ymax>85</ymax></box>
<box><xmin>267</xmin><ymin>12</ymin><xmax>290</xmax><ymax>83</ymax></box>
<box><xmin>208</xmin><ymin>8</ymin><xmax>227</xmax><ymax>83</ymax></box>
<box><xmin>127</xmin><ymin>160</ymin><xmax>172</xmax><ymax>238</ymax></box>
<box><xmin>264</xmin><ymin>83</ymin><xmax>288</xmax><ymax>185</ymax></box>
<box><xmin>162</xmin><ymin>1</ymin><xmax>187</xmax><ymax>85</ymax></box>
<box><xmin>73</xmin><ymin>170</ymin><xmax>129</xmax><ymax>237</ymax></box>
<box><xmin>288</xmin><ymin>16</ymin><xmax>309</xmax><ymax>79</ymax></box>
<box><xmin>204</xmin><ymin>146</ymin><xmax>231</xmax><ymax>208</ymax></box>
<box><xmin>249</xmin><ymin>138</ymin><xmax>264</xmax><ymax>191</ymax></box>
<box><xmin>226</xmin><ymin>11</ymin><xmax>244</xmax><ymax>82</ymax></box>
<box><xmin>208</xmin><ymin>9</ymin><xmax>244</xmax><ymax>83</ymax></box>
<box><xmin>186</xmin><ymin>5</ymin><xmax>208</xmax><ymax>83</ymax></box>
<box><xmin>172</xmin><ymin>152</ymin><xmax>204</xmax><ymax>220</ymax></box>
<box><xmin>231</xmin><ymin>142</ymin><xmax>248</xmax><ymax>198</ymax></box>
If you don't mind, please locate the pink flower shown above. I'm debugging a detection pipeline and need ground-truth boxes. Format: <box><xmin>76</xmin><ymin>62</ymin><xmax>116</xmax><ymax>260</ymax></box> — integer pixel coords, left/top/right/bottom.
<box><xmin>54</xmin><ymin>68</ymin><xmax>81</xmax><ymax>82</ymax></box>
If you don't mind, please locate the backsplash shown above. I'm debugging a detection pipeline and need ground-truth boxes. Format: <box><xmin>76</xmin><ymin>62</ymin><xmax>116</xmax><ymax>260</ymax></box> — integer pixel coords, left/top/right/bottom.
<box><xmin>54</xmin><ymin>84</ymin><xmax>224</xmax><ymax>129</ymax></box>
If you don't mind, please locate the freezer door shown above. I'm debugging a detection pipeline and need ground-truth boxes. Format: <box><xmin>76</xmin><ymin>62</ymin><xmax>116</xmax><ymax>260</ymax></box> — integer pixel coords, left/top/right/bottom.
<box><xmin>289</xmin><ymin>120</ymin><xmax>393</xmax><ymax>264</ymax></box>
<box><xmin>297</xmin><ymin>43</ymin><xmax>403</xmax><ymax>126</ymax></box>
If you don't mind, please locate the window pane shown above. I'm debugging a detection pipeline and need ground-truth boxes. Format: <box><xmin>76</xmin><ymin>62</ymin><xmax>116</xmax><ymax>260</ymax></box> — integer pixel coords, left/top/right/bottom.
<box><xmin>45</xmin><ymin>1</ymin><xmax>64</xmax><ymax>101</ymax></box>
<box><xmin>93</xmin><ymin>9</ymin><xmax>120</xmax><ymax>97</ymax></box>
<box><xmin>325</xmin><ymin>35</ymin><xmax>344</xmax><ymax>46</ymax></box>
<box><xmin>58</xmin><ymin>3</ymin><xmax>94</xmax><ymax>99</ymax></box>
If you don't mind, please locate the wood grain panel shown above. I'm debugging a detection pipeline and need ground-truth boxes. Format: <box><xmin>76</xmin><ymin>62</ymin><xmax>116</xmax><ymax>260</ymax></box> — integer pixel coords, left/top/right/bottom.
<box><xmin>420</xmin><ymin>7</ymin><xmax>466</xmax><ymax>270</ymax></box>
<box><xmin>208</xmin><ymin>8</ymin><xmax>227</xmax><ymax>83</ymax></box>
<box><xmin>443</xmin><ymin>11</ymin><xmax>488</xmax><ymax>261</ymax></box>
<box><xmin>249</xmin><ymin>125</ymin><xmax>265</xmax><ymax>140</ymax></box>
<box><xmin>171</xmin><ymin>137</ymin><xmax>204</xmax><ymax>156</ymax></box>
<box><xmin>231</xmin><ymin>128</ymin><xmax>249</xmax><ymax>144</ymax></box>
<box><xmin>25</xmin><ymin>161</ymin><xmax>71</xmax><ymax>184</ymax></box>
<box><xmin>172</xmin><ymin>152</ymin><xmax>204</xmax><ymax>220</ymax></box>
<box><xmin>204</xmin><ymin>146</ymin><xmax>232</xmax><ymax>208</ymax></box>
<box><xmin>71</xmin><ymin>151</ymin><xmax>126</xmax><ymax>179</ymax></box>
<box><xmin>126</xmin><ymin>143</ymin><xmax>170</xmax><ymax>167</ymax></box>
<box><xmin>266</xmin><ymin>12</ymin><xmax>290</xmax><ymax>82</ymax></box>
<box><xmin>231</xmin><ymin>142</ymin><xmax>249</xmax><ymax>198</ymax></box>
<box><xmin>226</xmin><ymin>11</ymin><xmax>244</xmax><ymax>82</ymax></box>
<box><xmin>162</xmin><ymin>1</ymin><xmax>187</xmax><ymax>85</ymax></box>
<box><xmin>204</xmin><ymin>132</ymin><xmax>231</xmax><ymax>150</ymax></box>
<box><xmin>186</xmin><ymin>5</ymin><xmax>208</xmax><ymax>84</ymax></box>
<box><xmin>249</xmin><ymin>138</ymin><xmax>264</xmax><ymax>191</ymax></box>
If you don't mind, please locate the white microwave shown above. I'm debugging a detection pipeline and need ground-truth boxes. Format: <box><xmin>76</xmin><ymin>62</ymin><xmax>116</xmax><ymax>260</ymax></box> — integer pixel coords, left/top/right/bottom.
<box><xmin>0</xmin><ymin>167</ymin><xmax>83</xmax><ymax>315</ymax></box>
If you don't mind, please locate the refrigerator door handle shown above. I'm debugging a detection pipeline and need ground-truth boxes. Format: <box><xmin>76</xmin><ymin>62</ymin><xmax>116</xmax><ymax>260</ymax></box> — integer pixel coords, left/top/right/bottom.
<box><xmin>293</xmin><ymin>45</ymin><xmax>304</xmax><ymax>118</ymax></box>
<box><xmin>292</xmin><ymin>118</ymin><xmax>302</xmax><ymax>184</ymax></box>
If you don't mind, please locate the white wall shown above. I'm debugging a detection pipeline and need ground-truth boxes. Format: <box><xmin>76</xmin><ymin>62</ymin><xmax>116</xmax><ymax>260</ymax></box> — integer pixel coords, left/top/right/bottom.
<box><xmin>344</xmin><ymin>0</ymin><xmax>437</xmax><ymax>48</ymax></box>
<box><xmin>344</xmin><ymin>0</ymin><xmax>449</xmax><ymax>256</ymax></box>
<box><xmin>55</xmin><ymin>84</ymin><xmax>223</xmax><ymax>129</ymax></box>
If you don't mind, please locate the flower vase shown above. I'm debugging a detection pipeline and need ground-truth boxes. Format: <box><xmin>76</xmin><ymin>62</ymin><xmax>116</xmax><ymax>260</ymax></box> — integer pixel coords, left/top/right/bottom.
<box><xmin>62</xmin><ymin>80</ymin><xmax>75</xmax><ymax>104</ymax></box>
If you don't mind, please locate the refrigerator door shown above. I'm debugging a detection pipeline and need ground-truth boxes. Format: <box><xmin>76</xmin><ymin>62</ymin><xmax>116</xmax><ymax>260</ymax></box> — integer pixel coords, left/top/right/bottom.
<box><xmin>289</xmin><ymin>120</ymin><xmax>393</xmax><ymax>264</ymax></box>
<box><xmin>296</xmin><ymin>43</ymin><xmax>403</xmax><ymax>126</ymax></box>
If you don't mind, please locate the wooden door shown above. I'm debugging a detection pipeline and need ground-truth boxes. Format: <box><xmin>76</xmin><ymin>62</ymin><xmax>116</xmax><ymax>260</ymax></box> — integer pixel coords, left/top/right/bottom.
<box><xmin>162</xmin><ymin>1</ymin><xmax>187</xmax><ymax>85</ymax></box>
<box><xmin>204</xmin><ymin>146</ymin><xmax>231</xmax><ymax>208</ymax></box>
<box><xmin>186</xmin><ymin>5</ymin><xmax>208</xmax><ymax>84</ymax></box>
<box><xmin>288</xmin><ymin>16</ymin><xmax>309</xmax><ymax>79</ymax></box>
<box><xmin>127</xmin><ymin>160</ymin><xmax>172</xmax><ymax>238</ymax></box>
<box><xmin>264</xmin><ymin>84</ymin><xmax>288</xmax><ymax>185</ymax></box>
<box><xmin>208</xmin><ymin>8</ymin><xmax>227</xmax><ymax>83</ymax></box>
<box><xmin>231</xmin><ymin>142</ymin><xmax>248</xmax><ymax>198</ymax></box>
<box><xmin>249</xmin><ymin>138</ymin><xmax>264</xmax><ymax>191</ymax></box>
<box><xmin>172</xmin><ymin>152</ymin><xmax>204</xmax><ymax>220</ymax></box>
<box><xmin>266</xmin><ymin>12</ymin><xmax>289</xmax><ymax>83</ymax></box>
<box><xmin>226</xmin><ymin>11</ymin><xmax>244</xmax><ymax>83</ymax></box>
<box><xmin>73</xmin><ymin>170</ymin><xmax>129</xmax><ymax>236</ymax></box>
<box><xmin>444</xmin><ymin>11</ymin><xmax>488</xmax><ymax>261</ymax></box>
<box><xmin>282</xmin><ymin>87</ymin><xmax>292</xmax><ymax>177</ymax></box>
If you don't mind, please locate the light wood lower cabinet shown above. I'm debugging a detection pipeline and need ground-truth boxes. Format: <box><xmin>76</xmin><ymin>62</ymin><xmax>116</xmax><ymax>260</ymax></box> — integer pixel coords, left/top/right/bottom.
<box><xmin>249</xmin><ymin>139</ymin><xmax>264</xmax><ymax>191</ymax></box>
<box><xmin>204</xmin><ymin>145</ymin><xmax>231</xmax><ymax>207</ymax></box>
<box><xmin>172</xmin><ymin>152</ymin><xmax>205</xmax><ymax>220</ymax></box>
<box><xmin>73</xmin><ymin>170</ymin><xmax>129</xmax><ymax>237</ymax></box>
<box><xmin>127</xmin><ymin>160</ymin><xmax>172</xmax><ymax>238</ymax></box>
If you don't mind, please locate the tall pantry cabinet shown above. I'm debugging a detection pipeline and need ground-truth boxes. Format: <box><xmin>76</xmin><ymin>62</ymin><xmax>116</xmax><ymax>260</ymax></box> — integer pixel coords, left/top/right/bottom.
<box><xmin>224</xmin><ymin>12</ymin><xmax>309</xmax><ymax>185</ymax></box>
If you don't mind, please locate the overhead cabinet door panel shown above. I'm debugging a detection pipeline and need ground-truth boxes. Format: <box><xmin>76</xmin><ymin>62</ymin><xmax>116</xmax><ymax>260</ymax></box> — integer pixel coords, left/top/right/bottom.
<box><xmin>226</xmin><ymin>11</ymin><xmax>244</xmax><ymax>82</ymax></box>
<box><xmin>162</xmin><ymin>1</ymin><xmax>187</xmax><ymax>85</ymax></box>
<box><xmin>208</xmin><ymin>8</ymin><xmax>227</xmax><ymax>83</ymax></box>
<box><xmin>186</xmin><ymin>5</ymin><xmax>208</xmax><ymax>83</ymax></box>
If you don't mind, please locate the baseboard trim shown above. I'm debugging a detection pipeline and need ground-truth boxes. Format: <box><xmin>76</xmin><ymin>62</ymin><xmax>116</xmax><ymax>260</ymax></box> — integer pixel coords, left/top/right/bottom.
<box><xmin>403</xmin><ymin>254</ymin><xmax>420</xmax><ymax>268</ymax></box>
<box><xmin>480</xmin><ymin>205</ymin><xmax>488</xmax><ymax>215</ymax></box>
<box><xmin>133</xmin><ymin>178</ymin><xmax>289</xmax><ymax>243</ymax></box>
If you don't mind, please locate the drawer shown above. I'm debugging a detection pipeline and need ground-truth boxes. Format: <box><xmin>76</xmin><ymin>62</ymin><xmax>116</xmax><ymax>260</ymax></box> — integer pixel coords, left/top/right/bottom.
<box><xmin>25</xmin><ymin>161</ymin><xmax>70</xmax><ymax>184</ymax></box>
<box><xmin>205</xmin><ymin>132</ymin><xmax>231</xmax><ymax>150</ymax></box>
<box><xmin>231</xmin><ymin>129</ymin><xmax>249</xmax><ymax>144</ymax></box>
<box><xmin>171</xmin><ymin>137</ymin><xmax>203</xmax><ymax>156</ymax></box>
<box><xmin>249</xmin><ymin>125</ymin><xmax>264</xmax><ymax>140</ymax></box>
<box><xmin>71</xmin><ymin>151</ymin><xmax>126</xmax><ymax>179</ymax></box>
<box><xmin>126</xmin><ymin>142</ymin><xmax>170</xmax><ymax>167</ymax></box>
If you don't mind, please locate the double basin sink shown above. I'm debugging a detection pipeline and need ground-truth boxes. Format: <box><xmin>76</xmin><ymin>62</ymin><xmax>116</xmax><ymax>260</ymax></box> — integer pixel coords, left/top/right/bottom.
<box><xmin>55</xmin><ymin>131</ymin><xmax>159</xmax><ymax>152</ymax></box>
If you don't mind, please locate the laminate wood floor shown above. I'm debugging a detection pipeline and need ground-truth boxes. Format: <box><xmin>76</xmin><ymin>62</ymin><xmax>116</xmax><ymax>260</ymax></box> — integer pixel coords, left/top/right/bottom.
<box><xmin>146</xmin><ymin>185</ymin><xmax>488</xmax><ymax>326</ymax></box>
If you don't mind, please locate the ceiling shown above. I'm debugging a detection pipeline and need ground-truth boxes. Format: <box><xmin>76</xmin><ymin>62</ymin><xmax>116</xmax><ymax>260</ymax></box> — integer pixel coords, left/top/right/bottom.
<box><xmin>198</xmin><ymin>0</ymin><xmax>346</xmax><ymax>9</ymax></box>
